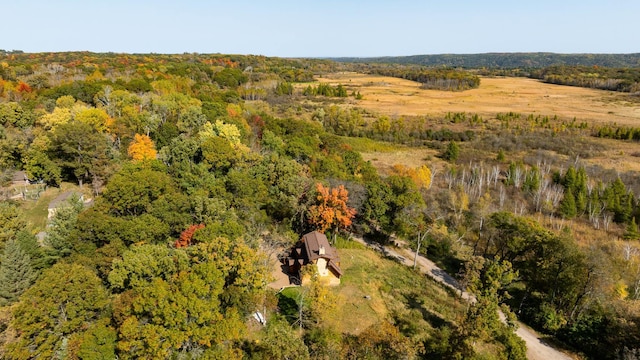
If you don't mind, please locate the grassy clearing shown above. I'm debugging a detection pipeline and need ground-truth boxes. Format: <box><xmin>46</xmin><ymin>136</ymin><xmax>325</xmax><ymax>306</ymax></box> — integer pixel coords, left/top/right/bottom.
<box><xmin>339</xmin><ymin>135</ymin><xmax>400</xmax><ymax>153</ymax></box>
<box><xmin>317</xmin><ymin>73</ymin><xmax>640</xmax><ymax>127</ymax></box>
<box><xmin>279</xmin><ymin>245</ymin><xmax>466</xmax><ymax>335</ymax></box>
<box><xmin>18</xmin><ymin>182</ymin><xmax>84</xmax><ymax>233</ymax></box>
<box><xmin>360</xmin><ymin>147</ymin><xmax>445</xmax><ymax>176</ymax></box>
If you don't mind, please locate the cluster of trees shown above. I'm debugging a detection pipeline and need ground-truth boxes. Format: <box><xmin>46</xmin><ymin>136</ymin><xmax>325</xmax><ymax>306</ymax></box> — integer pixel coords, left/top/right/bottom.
<box><xmin>477</xmin><ymin>212</ymin><xmax>640</xmax><ymax>358</ymax></box>
<box><xmin>531</xmin><ymin>65</ymin><xmax>640</xmax><ymax>93</ymax></box>
<box><xmin>302</xmin><ymin>83</ymin><xmax>348</xmax><ymax>97</ymax></box>
<box><xmin>312</xmin><ymin>106</ymin><xmax>478</xmax><ymax>144</ymax></box>
<box><xmin>593</xmin><ymin>124</ymin><xmax>640</xmax><ymax>141</ymax></box>
<box><xmin>364</xmin><ymin>66</ymin><xmax>480</xmax><ymax>91</ymax></box>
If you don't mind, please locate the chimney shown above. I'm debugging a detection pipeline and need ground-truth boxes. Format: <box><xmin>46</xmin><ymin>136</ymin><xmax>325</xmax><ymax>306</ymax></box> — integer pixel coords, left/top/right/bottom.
<box><xmin>319</xmin><ymin>246</ymin><xmax>325</xmax><ymax>255</ymax></box>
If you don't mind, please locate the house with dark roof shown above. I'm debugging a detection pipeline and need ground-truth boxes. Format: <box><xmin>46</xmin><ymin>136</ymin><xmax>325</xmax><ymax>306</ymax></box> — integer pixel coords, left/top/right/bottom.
<box><xmin>47</xmin><ymin>191</ymin><xmax>85</xmax><ymax>219</ymax></box>
<box><xmin>286</xmin><ymin>231</ymin><xmax>342</xmax><ymax>286</ymax></box>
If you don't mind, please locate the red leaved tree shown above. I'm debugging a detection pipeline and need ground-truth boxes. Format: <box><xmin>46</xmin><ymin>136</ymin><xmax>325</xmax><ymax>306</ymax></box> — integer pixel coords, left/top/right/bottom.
<box><xmin>175</xmin><ymin>224</ymin><xmax>205</xmax><ymax>248</ymax></box>
<box><xmin>308</xmin><ymin>183</ymin><xmax>356</xmax><ymax>243</ymax></box>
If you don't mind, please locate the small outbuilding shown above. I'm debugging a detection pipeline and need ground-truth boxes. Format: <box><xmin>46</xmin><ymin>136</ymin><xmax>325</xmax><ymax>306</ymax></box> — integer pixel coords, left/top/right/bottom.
<box><xmin>286</xmin><ymin>231</ymin><xmax>342</xmax><ymax>286</ymax></box>
<box><xmin>47</xmin><ymin>191</ymin><xmax>84</xmax><ymax>219</ymax></box>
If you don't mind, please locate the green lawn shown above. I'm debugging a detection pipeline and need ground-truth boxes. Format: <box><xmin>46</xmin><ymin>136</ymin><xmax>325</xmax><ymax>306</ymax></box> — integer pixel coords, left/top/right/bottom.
<box><xmin>18</xmin><ymin>182</ymin><xmax>84</xmax><ymax>232</ymax></box>
<box><xmin>278</xmin><ymin>244</ymin><xmax>465</xmax><ymax>336</ymax></box>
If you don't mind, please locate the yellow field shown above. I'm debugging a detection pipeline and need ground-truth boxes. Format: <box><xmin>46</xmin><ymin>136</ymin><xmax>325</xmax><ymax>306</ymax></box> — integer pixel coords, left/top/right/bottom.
<box><xmin>316</xmin><ymin>73</ymin><xmax>640</xmax><ymax>126</ymax></box>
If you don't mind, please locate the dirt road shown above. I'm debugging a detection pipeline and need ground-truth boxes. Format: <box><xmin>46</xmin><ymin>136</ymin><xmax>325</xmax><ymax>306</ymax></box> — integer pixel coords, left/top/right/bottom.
<box><xmin>351</xmin><ymin>236</ymin><xmax>574</xmax><ymax>360</ymax></box>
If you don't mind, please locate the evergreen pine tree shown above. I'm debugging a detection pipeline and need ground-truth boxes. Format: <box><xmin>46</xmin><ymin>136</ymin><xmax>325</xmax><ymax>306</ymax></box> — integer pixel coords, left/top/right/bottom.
<box><xmin>624</xmin><ymin>217</ymin><xmax>640</xmax><ymax>240</ymax></box>
<box><xmin>559</xmin><ymin>191</ymin><xmax>577</xmax><ymax>219</ymax></box>
<box><xmin>575</xmin><ymin>191</ymin><xmax>587</xmax><ymax>215</ymax></box>
<box><xmin>562</xmin><ymin>166</ymin><xmax>576</xmax><ymax>192</ymax></box>
<box><xmin>45</xmin><ymin>197</ymin><xmax>84</xmax><ymax>263</ymax></box>
<box><xmin>0</xmin><ymin>238</ymin><xmax>38</xmax><ymax>305</ymax></box>
<box><xmin>16</xmin><ymin>230</ymin><xmax>46</xmax><ymax>270</ymax></box>
<box><xmin>442</xmin><ymin>141</ymin><xmax>460</xmax><ymax>162</ymax></box>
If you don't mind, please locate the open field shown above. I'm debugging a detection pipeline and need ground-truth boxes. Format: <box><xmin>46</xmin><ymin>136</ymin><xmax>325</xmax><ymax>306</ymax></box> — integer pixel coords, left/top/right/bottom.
<box><xmin>306</xmin><ymin>73</ymin><xmax>640</xmax><ymax>176</ymax></box>
<box><xmin>316</xmin><ymin>73</ymin><xmax>640</xmax><ymax>126</ymax></box>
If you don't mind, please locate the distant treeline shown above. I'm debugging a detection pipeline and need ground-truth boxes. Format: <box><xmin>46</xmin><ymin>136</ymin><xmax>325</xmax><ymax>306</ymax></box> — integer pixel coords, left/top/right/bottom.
<box><xmin>366</xmin><ymin>66</ymin><xmax>480</xmax><ymax>91</ymax></box>
<box><xmin>332</xmin><ymin>52</ymin><xmax>640</xmax><ymax>69</ymax></box>
<box><xmin>530</xmin><ymin>65</ymin><xmax>640</xmax><ymax>92</ymax></box>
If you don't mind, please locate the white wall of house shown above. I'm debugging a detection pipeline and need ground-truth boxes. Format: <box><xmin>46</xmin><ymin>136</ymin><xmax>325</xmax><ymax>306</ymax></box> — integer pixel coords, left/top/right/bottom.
<box><xmin>316</xmin><ymin>258</ymin><xmax>328</xmax><ymax>276</ymax></box>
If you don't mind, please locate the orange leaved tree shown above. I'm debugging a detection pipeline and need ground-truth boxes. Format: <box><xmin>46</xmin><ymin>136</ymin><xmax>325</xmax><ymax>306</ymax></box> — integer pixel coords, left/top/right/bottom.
<box><xmin>175</xmin><ymin>224</ymin><xmax>205</xmax><ymax>248</ymax></box>
<box><xmin>308</xmin><ymin>183</ymin><xmax>356</xmax><ymax>243</ymax></box>
<box><xmin>127</xmin><ymin>133</ymin><xmax>157</xmax><ymax>161</ymax></box>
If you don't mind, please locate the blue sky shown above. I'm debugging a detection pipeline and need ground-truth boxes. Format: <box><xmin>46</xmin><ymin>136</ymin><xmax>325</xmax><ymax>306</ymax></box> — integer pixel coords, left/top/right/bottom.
<box><xmin>2</xmin><ymin>0</ymin><xmax>638</xmax><ymax>57</ymax></box>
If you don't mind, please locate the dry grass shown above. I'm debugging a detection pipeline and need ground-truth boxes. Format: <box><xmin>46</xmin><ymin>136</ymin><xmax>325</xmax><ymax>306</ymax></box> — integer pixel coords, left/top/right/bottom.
<box><xmin>360</xmin><ymin>148</ymin><xmax>446</xmax><ymax>176</ymax></box>
<box><xmin>315</xmin><ymin>73</ymin><xmax>640</xmax><ymax>126</ymax></box>
<box><xmin>299</xmin><ymin>73</ymin><xmax>640</xmax><ymax>175</ymax></box>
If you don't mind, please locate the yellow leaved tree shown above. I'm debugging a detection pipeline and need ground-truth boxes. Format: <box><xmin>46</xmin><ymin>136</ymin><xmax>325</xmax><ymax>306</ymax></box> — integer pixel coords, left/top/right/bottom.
<box><xmin>127</xmin><ymin>134</ymin><xmax>157</xmax><ymax>161</ymax></box>
<box><xmin>392</xmin><ymin>164</ymin><xmax>432</xmax><ymax>190</ymax></box>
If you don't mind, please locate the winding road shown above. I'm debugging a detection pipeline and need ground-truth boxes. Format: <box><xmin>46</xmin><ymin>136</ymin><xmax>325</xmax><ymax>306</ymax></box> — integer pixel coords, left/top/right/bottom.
<box><xmin>351</xmin><ymin>236</ymin><xmax>574</xmax><ymax>360</ymax></box>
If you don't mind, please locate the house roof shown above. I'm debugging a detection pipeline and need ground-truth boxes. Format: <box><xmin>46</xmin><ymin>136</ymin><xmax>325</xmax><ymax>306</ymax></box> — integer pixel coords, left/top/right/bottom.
<box><xmin>287</xmin><ymin>231</ymin><xmax>343</xmax><ymax>278</ymax></box>
<box><xmin>327</xmin><ymin>259</ymin><xmax>343</xmax><ymax>277</ymax></box>
<box><xmin>302</xmin><ymin>231</ymin><xmax>339</xmax><ymax>262</ymax></box>
<box><xmin>11</xmin><ymin>171</ymin><xmax>27</xmax><ymax>183</ymax></box>
<box><xmin>48</xmin><ymin>191</ymin><xmax>83</xmax><ymax>210</ymax></box>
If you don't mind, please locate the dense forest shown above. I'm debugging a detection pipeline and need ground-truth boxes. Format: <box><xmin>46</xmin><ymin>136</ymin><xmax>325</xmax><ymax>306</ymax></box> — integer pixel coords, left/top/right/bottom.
<box><xmin>333</xmin><ymin>52</ymin><xmax>640</xmax><ymax>69</ymax></box>
<box><xmin>1</xmin><ymin>52</ymin><xmax>640</xmax><ymax>359</ymax></box>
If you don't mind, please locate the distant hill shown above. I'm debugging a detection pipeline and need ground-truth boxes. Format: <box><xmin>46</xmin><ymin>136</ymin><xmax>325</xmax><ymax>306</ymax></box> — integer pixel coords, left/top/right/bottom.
<box><xmin>331</xmin><ymin>53</ymin><xmax>640</xmax><ymax>68</ymax></box>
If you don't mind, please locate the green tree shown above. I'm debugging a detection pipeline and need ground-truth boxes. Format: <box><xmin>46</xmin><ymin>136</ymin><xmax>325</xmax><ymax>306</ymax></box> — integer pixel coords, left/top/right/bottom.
<box><xmin>361</xmin><ymin>180</ymin><xmax>393</xmax><ymax>234</ymax></box>
<box><xmin>0</xmin><ymin>202</ymin><xmax>26</xmax><ymax>250</ymax></box>
<box><xmin>251</xmin><ymin>316</ymin><xmax>310</xmax><ymax>359</ymax></box>
<box><xmin>457</xmin><ymin>259</ymin><xmax>524</xmax><ymax>359</ymax></box>
<box><xmin>523</xmin><ymin>166</ymin><xmax>540</xmax><ymax>193</ymax></box>
<box><xmin>562</xmin><ymin>166</ymin><xmax>577</xmax><ymax>191</ymax></box>
<box><xmin>274</xmin><ymin>82</ymin><xmax>294</xmax><ymax>96</ymax></box>
<box><xmin>624</xmin><ymin>217</ymin><xmax>640</xmax><ymax>240</ymax></box>
<box><xmin>47</xmin><ymin>120</ymin><xmax>111</xmax><ymax>187</ymax></box>
<box><xmin>98</xmin><ymin>162</ymin><xmax>179</xmax><ymax>217</ymax></box>
<box><xmin>559</xmin><ymin>191</ymin><xmax>577</xmax><ymax>219</ymax></box>
<box><xmin>0</xmin><ymin>238</ymin><xmax>38</xmax><ymax>305</ymax></box>
<box><xmin>441</xmin><ymin>140</ymin><xmax>460</xmax><ymax>162</ymax></box>
<box><xmin>44</xmin><ymin>195</ymin><xmax>84</xmax><ymax>263</ymax></box>
<box><xmin>253</xmin><ymin>153</ymin><xmax>311</xmax><ymax>221</ymax></box>
<box><xmin>74</xmin><ymin>318</ymin><xmax>117</xmax><ymax>360</ymax></box>
<box><xmin>5</xmin><ymin>264</ymin><xmax>110</xmax><ymax>360</ymax></box>
<box><xmin>15</xmin><ymin>230</ymin><xmax>46</xmax><ymax>270</ymax></box>
<box><xmin>23</xmin><ymin>149</ymin><xmax>61</xmax><ymax>186</ymax></box>
<box><xmin>109</xmin><ymin>243</ymin><xmax>252</xmax><ymax>359</ymax></box>
<box><xmin>343</xmin><ymin>321</ymin><xmax>415</xmax><ymax>360</ymax></box>
<box><xmin>386</xmin><ymin>175</ymin><xmax>426</xmax><ymax>238</ymax></box>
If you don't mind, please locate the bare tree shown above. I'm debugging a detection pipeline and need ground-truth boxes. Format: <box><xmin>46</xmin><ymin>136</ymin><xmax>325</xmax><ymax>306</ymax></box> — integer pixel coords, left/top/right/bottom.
<box><xmin>498</xmin><ymin>185</ymin><xmax>507</xmax><ymax>209</ymax></box>
<box><xmin>603</xmin><ymin>213</ymin><xmax>613</xmax><ymax>232</ymax></box>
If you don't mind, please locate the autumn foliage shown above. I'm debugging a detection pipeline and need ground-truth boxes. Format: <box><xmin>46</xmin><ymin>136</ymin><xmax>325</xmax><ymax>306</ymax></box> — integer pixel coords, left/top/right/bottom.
<box><xmin>308</xmin><ymin>183</ymin><xmax>356</xmax><ymax>234</ymax></box>
<box><xmin>15</xmin><ymin>81</ymin><xmax>32</xmax><ymax>93</ymax></box>
<box><xmin>392</xmin><ymin>164</ymin><xmax>432</xmax><ymax>189</ymax></box>
<box><xmin>175</xmin><ymin>224</ymin><xmax>205</xmax><ymax>248</ymax></box>
<box><xmin>127</xmin><ymin>133</ymin><xmax>157</xmax><ymax>161</ymax></box>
